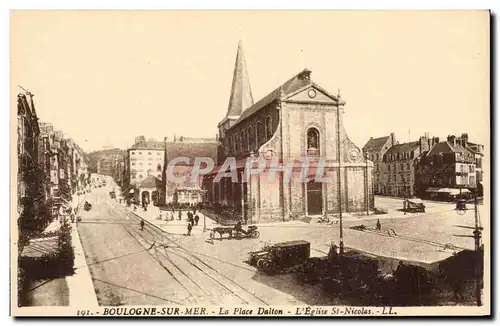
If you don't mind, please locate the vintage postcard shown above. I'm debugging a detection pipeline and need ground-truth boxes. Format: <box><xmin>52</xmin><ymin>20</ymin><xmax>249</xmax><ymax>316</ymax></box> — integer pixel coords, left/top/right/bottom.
<box><xmin>10</xmin><ymin>10</ymin><xmax>490</xmax><ymax>317</ymax></box>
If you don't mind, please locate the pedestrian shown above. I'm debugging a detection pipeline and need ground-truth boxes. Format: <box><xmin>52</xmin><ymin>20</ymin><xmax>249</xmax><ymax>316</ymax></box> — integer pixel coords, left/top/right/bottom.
<box><xmin>187</xmin><ymin>222</ymin><xmax>193</xmax><ymax>236</ymax></box>
<box><xmin>376</xmin><ymin>219</ymin><xmax>382</xmax><ymax>231</ymax></box>
<box><xmin>178</xmin><ymin>210</ymin><xmax>182</xmax><ymax>220</ymax></box>
<box><xmin>140</xmin><ymin>220</ymin><xmax>145</xmax><ymax>231</ymax></box>
<box><xmin>194</xmin><ymin>214</ymin><xmax>199</xmax><ymax>226</ymax></box>
<box><xmin>188</xmin><ymin>211</ymin><xmax>193</xmax><ymax>221</ymax></box>
<box><xmin>193</xmin><ymin>207</ymin><xmax>197</xmax><ymax>215</ymax></box>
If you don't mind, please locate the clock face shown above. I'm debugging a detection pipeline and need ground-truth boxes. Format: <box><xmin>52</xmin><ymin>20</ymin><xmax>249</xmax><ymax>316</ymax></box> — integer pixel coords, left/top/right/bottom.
<box><xmin>308</xmin><ymin>89</ymin><xmax>317</xmax><ymax>98</ymax></box>
<box><xmin>349</xmin><ymin>149</ymin><xmax>359</xmax><ymax>160</ymax></box>
<box><xmin>262</xmin><ymin>149</ymin><xmax>275</xmax><ymax>160</ymax></box>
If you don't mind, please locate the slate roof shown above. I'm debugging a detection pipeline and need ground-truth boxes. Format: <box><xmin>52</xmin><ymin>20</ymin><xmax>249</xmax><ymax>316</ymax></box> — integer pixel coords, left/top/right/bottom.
<box><xmin>226</xmin><ymin>41</ymin><xmax>254</xmax><ymax>117</ymax></box>
<box><xmin>228</xmin><ymin>69</ymin><xmax>314</xmax><ymax>128</ymax></box>
<box><xmin>130</xmin><ymin>140</ymin><xmax>164</xmax><ymax>150</ymax></box>
<box><xmin>165</xmin><ymin>141</ymin><xmax>218</xmax><ymax>164</ymax></box>
<box><xmin>385</xmin><ymin>141</ymin><xmax>419</xmax><ymax>154</ymax></box>
<box><xmin>427</xmin><ymin>141</ymin><xmax>470</xmax><ymax>156</ymax></box>
<box><xmin>139</xmin><ymin>175</ymin><xmax>162</xmax><ymax>189</ymax></box>
<box><xmin>363</xmin><ymin>136</ymin><xmax>391</xmax><ymax>152</ymax></box>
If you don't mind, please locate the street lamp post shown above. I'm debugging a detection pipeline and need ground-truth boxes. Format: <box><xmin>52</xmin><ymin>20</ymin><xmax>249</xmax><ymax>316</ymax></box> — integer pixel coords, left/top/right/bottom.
<box><xmin>336</xmin><ymin>89</ymin><xmax>345</xmax><ymax>255</ymax></box>
<box><xmin>364</xmin><ymin>152</ymin><xmax>370</xmax><ymax>216</ymax></box>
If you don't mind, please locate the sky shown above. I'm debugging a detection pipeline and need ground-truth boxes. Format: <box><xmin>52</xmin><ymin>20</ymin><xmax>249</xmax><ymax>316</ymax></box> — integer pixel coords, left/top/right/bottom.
<box><xmin>11</xmin><ymin>11</ymin><xmax>490</xmax><ymax>153</ymax></box>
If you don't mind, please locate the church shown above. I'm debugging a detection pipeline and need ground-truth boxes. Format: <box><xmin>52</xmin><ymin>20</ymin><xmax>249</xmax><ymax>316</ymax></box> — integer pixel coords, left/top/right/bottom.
<box><xmin>201</xmin><ymin>42</ymin><xmax>374</xmax><ymax>223</ymax></box>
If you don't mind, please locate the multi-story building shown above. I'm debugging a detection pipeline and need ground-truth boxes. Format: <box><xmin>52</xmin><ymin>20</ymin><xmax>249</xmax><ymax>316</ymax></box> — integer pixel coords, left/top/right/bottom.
<box><xmin>381</xmin><ymin>134</ymin><xmax>430</xmax><ymax>197</ymax></box>
<box><xmin>125</xmin><ymin>136</ymin><xmax>165</xmax><ymax>186</ymax></box>
<box><xmin>202</xmin><ymin>42</ymin><xmax>373</xmax><ymax>223</ymax></box>
<box><xmin>460</xmin><ymin>133</ymin><xmax>484</xmax><ymax>195</ymax></box>
<box><xmin>17</xmin><ymin>91</ymin><xmax>41</xmax><ymax>233</ymax></box>
<box><xmin>164</xmin><ymin>136</ymin><xmax>218</xmax><ymax>204</ymax></box>
<box><xmin>362</xmin><ymin>133</ymin><xmax>395</xmax><ymax>195</ymax></box>
<box><xmin>415</xmin><ymin>135</ymin><xmax>477</xmax><ymax>198</ymax></box>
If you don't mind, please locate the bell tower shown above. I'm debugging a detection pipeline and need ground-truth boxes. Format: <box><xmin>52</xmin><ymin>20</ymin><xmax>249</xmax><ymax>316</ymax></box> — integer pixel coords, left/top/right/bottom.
<box><xmin>218</xmin><ymin>40</ymin><xmax>254</xmax><ymax>139</ymax></box>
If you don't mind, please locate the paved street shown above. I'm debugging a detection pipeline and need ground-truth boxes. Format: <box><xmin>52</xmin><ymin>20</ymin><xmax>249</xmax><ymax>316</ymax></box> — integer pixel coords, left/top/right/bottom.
<box><xmin>78</xmin><ymin>187</ymin><xmax>342</xmax><ymax>306</ymax></box>
<box><xmin>77</xmin><ymin>186</ymin><xmax>486</xmax><ymax>306</ymax></box>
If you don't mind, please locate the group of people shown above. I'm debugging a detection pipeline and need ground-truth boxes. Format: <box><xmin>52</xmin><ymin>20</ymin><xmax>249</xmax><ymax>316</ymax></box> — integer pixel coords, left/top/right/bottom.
<box><xmin>186</xmin><ymin>209</ymin><xmax>200</xmax><ymax>236</ymax></box>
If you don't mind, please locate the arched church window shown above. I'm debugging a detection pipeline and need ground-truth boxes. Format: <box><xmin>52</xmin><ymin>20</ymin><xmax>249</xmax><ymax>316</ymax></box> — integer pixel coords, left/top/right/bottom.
<box><xmin>247</xmin><ymin>125</ymin><xmax>253</xmax><ymax>151</ymax></box>
<box><xmin>241</xmin><ymin>130</ymin><xmax>246</xmax><ymax>153</ymax></box>
<box><xmin>235</xmin><ymin>134</ymin><xmax>240</xmax><ymax>153</ymax></box>
<box><xmin>307</xmin><ymin>128</ymin><xmax>320</xmax><ymax>156</ymax></box>
<box><xmin>265</xmin><ymin>116</ymin><xmax>273</xmax><ymax>140</ymax></box>
<box><xmin>257</xmin><ymin>121</ymin><xmax>265</xmax><ymax>146</ymax></box>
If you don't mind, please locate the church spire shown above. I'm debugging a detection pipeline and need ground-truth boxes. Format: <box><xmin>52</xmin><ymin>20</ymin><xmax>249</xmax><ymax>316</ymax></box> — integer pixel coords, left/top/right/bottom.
<box><xmin>226</xmin><ymin>40</ymin><xmax>254</xmax><ymax>117</ymax></box>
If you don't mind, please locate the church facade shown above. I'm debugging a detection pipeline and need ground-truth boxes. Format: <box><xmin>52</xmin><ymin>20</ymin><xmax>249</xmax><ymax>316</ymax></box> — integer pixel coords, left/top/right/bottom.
<box><xmin>202</xmin><ymin>42</ymin><xmax>374</xmax><ymax>223</ymax></box>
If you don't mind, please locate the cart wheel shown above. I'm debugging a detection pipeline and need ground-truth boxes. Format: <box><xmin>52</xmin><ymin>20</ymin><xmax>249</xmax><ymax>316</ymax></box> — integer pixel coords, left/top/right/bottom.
<box><xmin>251</xmin><ymin>231</ymin><xmax>260</xmax><ymax>238</ymax></box>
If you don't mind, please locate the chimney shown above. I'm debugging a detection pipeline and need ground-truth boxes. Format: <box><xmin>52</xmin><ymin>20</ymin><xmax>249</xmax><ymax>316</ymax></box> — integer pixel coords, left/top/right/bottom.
<box><xmin>419</xmin><ymin>135</ymin><xmax>429</xmax><ymax>153</ymax></box>
<box><xmin>461</xmin><ymin>133</ymin><xmax>469</xmax><ymax>147</ymax></box>
<box><xmin>298</xmin><ymin>68</ymin><xmax>312</xmax><ymax>80</ymax></box>
<box><xmin>390</xmin><ymin>132</ymin><xmax>395</xmax><ymax>146</ymax></box>
<box><xmin>447</xmin><ymin>135</ymin><xmax>457</xmax><ymax>146</ymax></box>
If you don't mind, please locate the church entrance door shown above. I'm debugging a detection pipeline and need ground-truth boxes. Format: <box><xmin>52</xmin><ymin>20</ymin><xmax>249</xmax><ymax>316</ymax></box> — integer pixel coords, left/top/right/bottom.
<box><xmin>306</xmin><ymin>180</ymin><xmax>323</xmax><ymax>215</ymax></box>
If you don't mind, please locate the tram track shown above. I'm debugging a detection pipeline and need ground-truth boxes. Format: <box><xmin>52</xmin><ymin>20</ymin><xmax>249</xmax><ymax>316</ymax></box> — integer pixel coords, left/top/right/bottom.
<box><xmin>110</xmin><ymin>202</ymin><xmax>269</xmax><ymax>305</ymax></box>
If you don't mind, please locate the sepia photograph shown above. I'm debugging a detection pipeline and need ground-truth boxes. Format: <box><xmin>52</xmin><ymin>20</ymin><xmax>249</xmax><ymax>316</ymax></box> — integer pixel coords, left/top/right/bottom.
<box><xmin>9</xmin><ymin>10</ymin><xmax>490</xmax><ymax>317</ymax></box>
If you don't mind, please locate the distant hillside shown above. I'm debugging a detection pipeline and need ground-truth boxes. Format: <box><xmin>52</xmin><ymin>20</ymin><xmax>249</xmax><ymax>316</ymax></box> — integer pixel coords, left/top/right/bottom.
<box><xmin>88</xmin><ymin>148</ymin><xmax>125</xmax><ymax>173</ymax></box>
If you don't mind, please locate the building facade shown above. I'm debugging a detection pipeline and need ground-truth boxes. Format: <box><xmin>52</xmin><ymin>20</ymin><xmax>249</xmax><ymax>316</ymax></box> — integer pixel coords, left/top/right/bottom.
<box><xmin>163</xmin><ymin>136</ymin><xmax>218</xmax><ymax>204</ymax></box>
<box><xmin>125</xmin><ymin>136</ymin><xmax>165</xmax><ymax>187</ymax></box>
<box><xmin>415</xmin><ymin>135</ymin><xmax>477</xmax><ymax>198</ymax></box>
<box><xmin>17</xmin><ymin>91</ymin><xmax>41</xmax><ymax>233</ymax></box>
<box><xmin>381</xmin><ymin>135</ymin><xmax>430</xmax><ymax>197</ymax></box>
<box><xmin>202</xmin><ymin>42</ymin><xmax>373</xmax><ymax>223</ymax></box>
<box><xmin>17</xmin><ymin>89</ymin><xmax>89</xmax><ymax>239</ymax></box>
<box><xmin>362</xmin><ymin>133</ymin><xmax>395</xmax><ymax>195</ymax></box>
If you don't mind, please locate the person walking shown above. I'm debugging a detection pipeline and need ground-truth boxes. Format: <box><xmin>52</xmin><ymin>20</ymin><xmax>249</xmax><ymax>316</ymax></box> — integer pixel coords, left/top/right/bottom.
<box><xmin>187</xmin><ymin>222</ymin><xmax>193</xmax><ymax>236</ymax></box>
<box><xmin>178</xmin><ymin>210</ymin><xmax>182</xmax><ymax>221</ymax></box>
<box><xmin>140</xmin><ymin>220</ymin><xmax>145</xmax><ymax>231</ymax></box>
<box><xmin>376</xmin><ymin>219</ymin><xmax>382</xmax><ymax>231</ymax></box>
<box><xmin>188</xmin><ymin>211</ymin><xmax>193</xmax><ymax>222</ymax></box>
<box><xmin>194</xmin><ymin>214</ymin><xmax>200</xmax><ymax>226</ymax></box>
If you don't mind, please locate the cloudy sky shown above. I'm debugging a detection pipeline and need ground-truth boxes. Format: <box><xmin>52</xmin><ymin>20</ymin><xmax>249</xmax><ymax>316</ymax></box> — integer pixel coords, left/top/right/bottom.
<box><xmin>11</xmin><ymin>11</ymin><xmax>489</xmax><ymax>152</ymax></box>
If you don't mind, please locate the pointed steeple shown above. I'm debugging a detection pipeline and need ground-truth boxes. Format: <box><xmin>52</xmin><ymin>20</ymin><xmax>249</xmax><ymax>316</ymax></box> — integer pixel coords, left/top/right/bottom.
<box><xmin>226</xmin><ymin>40</ymin><xmax>254</xmax><ymax>117</ymax></box>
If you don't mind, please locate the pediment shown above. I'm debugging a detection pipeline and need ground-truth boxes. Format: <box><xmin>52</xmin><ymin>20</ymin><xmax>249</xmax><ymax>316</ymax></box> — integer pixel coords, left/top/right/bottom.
<box><xmin>285</xmin><ymin>85</ymin><xmax>337</xmax><ymax>104</ymax></box>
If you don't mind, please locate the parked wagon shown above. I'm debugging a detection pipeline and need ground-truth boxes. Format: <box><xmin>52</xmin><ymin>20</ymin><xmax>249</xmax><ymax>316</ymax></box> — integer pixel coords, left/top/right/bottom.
<box><xmin>404</xmin><ymin>198</ymin><xmax>426</xmax><ymax>213</ymax></box>
<box><xmin>246</xmin><ymin>240</ymin><xmax>311</xmax><ymax>275</ymax></box>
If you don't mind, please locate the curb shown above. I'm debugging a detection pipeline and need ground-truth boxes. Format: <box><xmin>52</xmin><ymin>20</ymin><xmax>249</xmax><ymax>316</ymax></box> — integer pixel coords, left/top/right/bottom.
<box><xmin>66</xmin><ymin>224</ymin><xmax>99</xmax><ymax>307</ymax></box>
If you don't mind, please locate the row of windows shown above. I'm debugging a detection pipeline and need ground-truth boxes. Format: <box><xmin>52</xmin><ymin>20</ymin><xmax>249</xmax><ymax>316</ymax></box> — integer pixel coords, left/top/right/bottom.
<box><xmin>388</xmin><ymin>173</ymin><xmax>410</xmax><ymax>183</ymax></box>
<box><xmin>130</xmin><ymin>151</ymin><xmax>162</xmax><ymax>156</ymax></box>
<box><xmin>227</xmin><ymin>116</ymin><xmax>274</xmax><ymax>154</ymax></box>
<box><xmin>459</xmin><ymin>165</ymin><xmax>475</xmax><ymax>173</ymax></box>
<box><xmin>386</xmin><ymin>151</ymin><xmax>415</xmax><ymax>162</ymax></box>
<box><xmin>387</xmin><ymin>163</ymin><xmax>412</xmax><ymax>172</ymax></box>
<box><xmin>131</xmin><ymin>162</ymin><xmax>162</xmax><ymax>170</ymax></box>
<box><xmin>130</xmin><ymin>156</ymin><xmax>163</xmax><ymax>161</ymax></box>
<box><xmin>131</xmin><ymin>173</ymin><xmax>162</xmax><ymax>179</ymax></box>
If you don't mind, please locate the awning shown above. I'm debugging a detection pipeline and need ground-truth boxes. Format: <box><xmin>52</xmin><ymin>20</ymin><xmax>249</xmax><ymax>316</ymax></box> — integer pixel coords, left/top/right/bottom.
<box><xmin>425</xmin><ymin>188</ymin><xmax>440</xmax><ymax>192</ymax></box>
<box><xmin>437</xmin><ymin>188</ymin><xmax>451</xmax><ymax>193</ymax></box>
<box><xmin>448</xmin><ymin>188</ymin><xmax>471</xmax><ymax>195</ymax></box>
